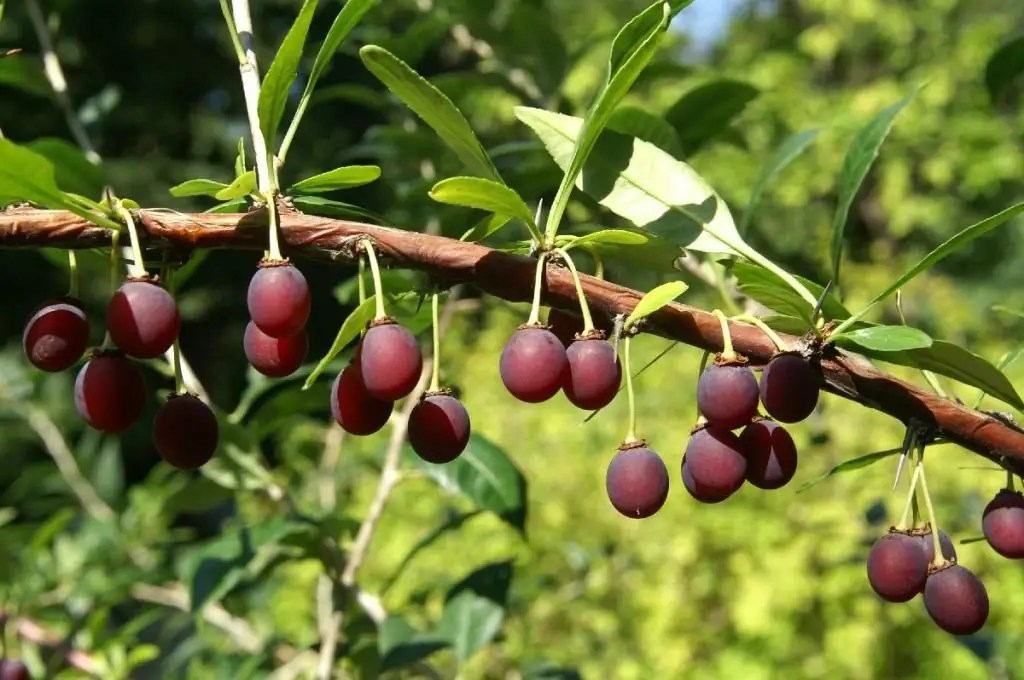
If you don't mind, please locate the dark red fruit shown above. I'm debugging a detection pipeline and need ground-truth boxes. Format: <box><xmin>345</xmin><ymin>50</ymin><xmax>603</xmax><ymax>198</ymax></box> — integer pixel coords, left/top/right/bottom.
<box><xmin>739</xmin><ymin>419</ymin><xmax>798</xmax><ymax>490</ymax></box>
<box><xmin>107</xmin><ymin>279</ymin><xmax>180</xmax><ymax>358</ymax></box>
<box><xmin>548</xmin><ymin>308</ymin><xmax>614</xmax><ymax>348</ymax></box>
<box><xmin>499</xmin><ymin>326</ymin><xmax>568</xmax><ymax>403</ymax></box>
<box><xmin>22</xmin><ymin>297</ymin><xmax>89</xmax><ymax>371</ymax></box>
<box><xmin>246</xmin><ymin>260</ymin><xmax>311</xmax><ymax>338</ymax></box>
<box><xmin>0</xmin><ymin>660</ymin><xmax>29</xmax><ymax>680</ymax></box>
<box><xmin>408</xmin><ymin>392</ymin><xmax>471</xmax><ymax>464</ymax></box>
<box><xmin>74</xmin><ymin>351</ymin><xmax>146</xmax><ymax>433</ymax></box>
<box><xmin>330</xmin><ymin>362</ymin><xmax>393</xmax><ymax>436</ymax></box>
<box><xmin>605</xmin><ymin>445</ymin><xmax>669</xmax><ymax>518</ymax></box>
<box><xmin>924</xmin><ymin>563</ymin><xmax>989</xmax><ymax>635</ymax></box>
<box><xmin>866</xmin><ymin>530</ymin><xmax>928</xmax><ymax>603</ymax></box>
<box><xmin>914</xmin><ymin>525</ymin><xmax>957</xmax><ymax>565</ymax></box>
<box><xmin>681</xmin><ymin>458</ymin><xmax>731</xmax><ymax>504</ymax></box>
<box><xmin>243</xmin><ymin>321</ymin><xmax>308</xmax><ymax>377</ymax></box>
<box><xmin>759</xmin><ymin>352</ymin><xmax>820</xmax><ymax>423</ymax></box>
<box><xmin>563</xmin><ymin>337</ymin><xmax>621</xmax><ymax>410</ymax></box>
<box><xmin>153</xmin><ymin>394</ymin><xmax>219</xmax><ymax>469</ymax></box>
<box><xmin>358</xmin><ymin>321</ymin><xmax>423</xmax><ymax>401</ymax></box>
<box><xmin>684</xmin><ymin>425</ymin><xmax>748</xmax><ymax>499</ymax></box>
<box><xmin>697</xmin><ymin>356</ymin><xmax>759</xmax><ymax>430</ymax></box>
<box><xmin>982</xmin><ymin>489</ymin><xmax>1024</xmax><ymax>559</ymax></box>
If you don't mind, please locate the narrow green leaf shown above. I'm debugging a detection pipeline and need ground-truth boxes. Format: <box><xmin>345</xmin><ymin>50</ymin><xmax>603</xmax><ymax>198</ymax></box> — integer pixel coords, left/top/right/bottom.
<box><xmin>291</xmin><ymin>195</ymin><xmax>386</xmax><ymax>223</ymax></box>
<box><xmin>837</xmin><ymin>202</ymin><xmax>1024</xmax><ymax>332</ymax></box>
<box><xmin>234</xmin><ymin>137</ymin><xmax>246</xmax><ymax>178</ymax></box>
<box><xmin>169</xmin><ymin>178</ymin><xmax>230</xmax><ymax>198</ymax></box>
<box><xmin>359</xmin><ymin>45</ymin><xmax>501</xmax><ymax>182</ymax></box>
<box><xmin>406</xmin><ymin>434</ymin><xmax>527</xmax><ymax>533</ymax></box>
<box><xmin>993</xmin><ymin>305</ymin><xmax>1024</xmax><ymax>321</ymax></box>
<box><xmin>974</xmin><ymin>346</ymin><xmax>1024</xmax><ymax>409</ymax></box>
<box><xmin>830</xmin><ymin>86</ymin><xmax>920</xmax><ymax>287</ymax></box>
<box><xmin>436</xmin><ymin>562</ymin><xmax>514</xmax><ymax>665</ymax></box>
<box><xmin>836</xmin><ymin>325</ymin><xmax>933</xmax><ymax>352</ymax></box>
<box><xmin>543</xmin><ymin>0</ymin><xmax>670</xmax><ymax>239</ymax></box>
<box><xmin>663</xmin><ymin>79</ymin><xmax>759</xmax><ymax>156</ymax></box>
<box><xmin>213</xmin><ymin>170</ymin><xmax>258</xmax><ymax>201</ymax></box>
<box><xmin>985</xmin><ymin>36</ymin><xmax>1024</xmax><ymax>102</ymax></box>
<box><xmin>303</xmin><ymin>296</ymin><xmax>378</xmax><ymax>390</ymax></box>
<box><xmin>257</xmin><ymin>0</ymin><xmax>318</xmax><ymax>147</ymax></box>
<box><xmin>205</xmin><ymin>199</ymin><xmax>248</xmax><ymax>214</ymax></box>
<box><xmin>25</xmin><ymin>138</ymin><xmax>104</xmax><ymax>198</ymax></box>
<box><xmin>289</xmin><ymin>165</ymin><xmax>382</xmax><ymax>193</ymax></box>
<box><xmin>569</xmin><ymin>229</ymin><xmax>650</xmax><ymax>248</ymax></box>
<box><xmin>606</xmin><ymin>105</ymin><xmax>684</xmax><ymax>158</ymax></box>
<box><xmin>626</xmin><ymin>280</ymin><xmax>688</xmax><ymax>328</ymax></box>
<box><xmin>0</xmin><ymin>54</ymin><xmax>52</xmax><ymax>98</ymax></box>
<box><xmin>460</xmin><ymin>213</ymin><xmax>512</xmax><ymax>242</ymax></box>
<box><xmin>731</xmin><ymin>262</ymin><xmax>850</xmax><ymax>324</ymax></box>
<box><xmin>378</xmin><ymin>616</ymin><xmax>449</xmax><ymax>672</ymax></box>
<box><xmin>796</xmin><ymin>448</ymin><xmax>904</xmax><ymax>493</ymax></box>
<box><xmin>429</xmin><ymin>177</ymin><xmax>536</xmax><ymax>227</ymax></box>
<box><xmin>741</xmin><ymin>129</ymin><xmax>821</xmax><ymax>236</ymax></box>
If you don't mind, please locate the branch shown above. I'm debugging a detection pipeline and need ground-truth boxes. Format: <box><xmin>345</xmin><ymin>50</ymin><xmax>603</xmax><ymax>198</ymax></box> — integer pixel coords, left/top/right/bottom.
<box><xmin>130</xmin><ymin>583</ymin><xmax>263</xmax><ymax>654</ymax></box>
<box><xmin>2</xmin><ymin>207</ymin><xmax>1022</xmax><ymax>467</ymax></box>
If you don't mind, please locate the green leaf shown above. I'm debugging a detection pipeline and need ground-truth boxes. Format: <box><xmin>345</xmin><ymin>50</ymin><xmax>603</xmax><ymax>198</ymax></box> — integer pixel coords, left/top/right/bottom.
<box><xmin>830</xmin><ymin>86</ymin><xmax>920</xmax><ymax>287</ymax></box>
<box><xmin>460</xmin><ymin>213</ymin><xmax>512</xmax><ymax>242</ymax></box>
<box><xmin>994</xmin><ymin>305</ymin><xmax>1024</xmax><ymax>321</ymax></box>
<box><xmin>406</xmin><ymin>434</ymin><xmax>527</xmax><ymax>534</ymax></box>
<box><xmin>436</xmin><ymin>561</ymin><xmax>514</xmax><ymax>665</ymax></box>
<box><xmin>568</xmin><ymin>229</ymin><xmax>650</xmax><ymax>248</ymax></box>
<box><xmin>257</xmin><ymin>0</ymin><xmax>319</xmax><ymax>148</ymax></box>
<box><xmin>836</xmin><ymin>201</ymin><xmax>1024</xmax><ymax>332</ymax></box>
<box><xmin>796</xmin><ymin>447</ymin><xmax>904</xmax><ymax>493</ymax></box>
<box><xmin>625</xmin><ymin>280</ymin><xmax>688</xmax><ymax>328</ymax></box>
<box><xmin>429</xmin><ymin>177</ymin><xmax>536</xmax><ymax>228</ymax></box>
<box><xmin>169</xmin><ymin>178</ymin><xmax>230</xmax><ymax>198</ymax></box>
<box><xmin>741</xmin><ymin>129</ymin><xmax>821</xmax><ymax>236</ymax></box>
<box><xmin>291</xmin><ymin>195</ymin><xmax>386</xmax><ymax>223</ymax></box>
<box><xmin>359</xmin><ymin>45</ymin><xmax>501</xmax><ymax>182</ymax></box>
<box><xmin>234</xmin><ymin>137</ymin><xmax>246</xmax><ymax>178</ymax></box>
<box><xmin>0</xmin><ymin>54</ymin><xmax>51</xmax><ymax>98</ymax></box>
<box><xmin>664</xmin><ymin>79</ymin><xmax>759</xmax><ymax>156</ymax></box>
<box><xmin>542</xmin><ymin>0</ymin><xmax>671</xmax><ymax>238</ymax></box>
<box><xmin>514</xmin><ymin>108</ymin><xmax>744</xmax><ymax>257</ymax></box>
<box><xmin>289</xmin><ymin>165</ymin><xmax>381</xmax><ymax>193</ymax></box>
<box><xmin>383</xmin><ymin>510</ymin><xmax>482</xmax><ymax>593</ymax></box>
<box><xmin>836</xmin><ymin>325</ymin><xmax>933</xmax><ymax>352</ymax></box>
<box><xmin>0</xmin><ymin>139</ymin><xmax>118</xmax><ymax>228</ymax></box>
<box><xmin>730</xmin><ymin>262</ymin><xmax>851</xmax><ymax>324</ymax></box>
<box><xmin>985</xmin><ymin>36</ymin><xmax>1024</xmax><ymax>102</ymax></box>
<box><xmin>378</xmin><ymin>616</ymin><xmax>449</xmax><ymax>672</ymax></box>
<box><xmin>25</xmin><ymin>138</ymin><xmax>104</xmax><ymax>198</ymax></box>
<box><xmin>606</xmin><ymin>105</ymin><xmax>683</xmax><ymax>158</ymax></box>
<box><xmin>213</xmin><ymin>170</ymin><xmax>258</xmax><ymax>201</ymax></box>
<box><xmin>205</xmin><ymin>199</ymin><xmax>248</xmax><ymax>214</ymax></box>
<box><xmin>303</xmin><ymin>296</ymin><xmax>378</xmax><ymax>390</ymax></box>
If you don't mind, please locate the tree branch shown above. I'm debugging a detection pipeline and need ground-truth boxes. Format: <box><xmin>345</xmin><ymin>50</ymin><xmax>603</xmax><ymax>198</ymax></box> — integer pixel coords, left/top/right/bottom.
<box><xmin>2</xmin><ymin>207</ymin><xmax>1022</xmax><ymax>467</ymax></box>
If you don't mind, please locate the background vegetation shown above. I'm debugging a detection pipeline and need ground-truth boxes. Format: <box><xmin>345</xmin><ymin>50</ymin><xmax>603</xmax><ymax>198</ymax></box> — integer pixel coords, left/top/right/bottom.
<box><xmin>0</xmin><ymin>0</ymin><xmax>1023</xmax><ymax>677</ymax></box>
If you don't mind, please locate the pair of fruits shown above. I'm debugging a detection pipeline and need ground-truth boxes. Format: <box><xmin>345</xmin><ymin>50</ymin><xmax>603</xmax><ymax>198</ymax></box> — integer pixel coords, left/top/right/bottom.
<box><xmin>243</xmin><ymin>260</ymin><xmax>311</xmax><ymax>378</ymax></box>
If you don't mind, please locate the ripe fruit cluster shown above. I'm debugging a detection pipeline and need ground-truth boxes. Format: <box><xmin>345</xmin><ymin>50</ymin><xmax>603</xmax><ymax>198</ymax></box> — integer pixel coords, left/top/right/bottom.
<box><xmin>682</xmin><ymin>351</ymin><xmax>818</xmax><ymax>504</ymax></box>
<box><xmin>244</xmin><ymin>260</ymin><xmax>311</xmax><ymax>378</ymax></box>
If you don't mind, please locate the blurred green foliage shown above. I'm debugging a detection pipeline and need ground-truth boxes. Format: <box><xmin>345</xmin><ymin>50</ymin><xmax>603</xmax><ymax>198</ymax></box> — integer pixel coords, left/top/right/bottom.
<box><xmin>0</xmin><ymin>0</ymin><xmax>1022</xmax><ymax>678</ymax></box>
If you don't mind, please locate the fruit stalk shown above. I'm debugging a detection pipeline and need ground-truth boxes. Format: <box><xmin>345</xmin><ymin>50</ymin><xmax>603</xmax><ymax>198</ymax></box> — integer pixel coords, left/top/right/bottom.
<box><xmin>732</xmin><ymin>314</ymin><xmax>787</xmax><ymax>352</ymax></box>
<box><xmin>362</xmin><ymin>239</ymin><xmax>387</xmax><ymax>320</ymax></box>
<box><xmin>554</xmin><ymin>248</ymin><xmax>595</xmax><ymax>333</ymax></box>
<box><xmin>623</xmin><ymin>335</ymin><xmax>637</xmax><ymax>443</ymax></box>
<box><xmin>67</xmin><ymin>250</ymin><xmax>78</xmax><ymax>298</ymax></box>
<box><xmin>115</xmin><ymin>205</ymin><xmax>147</xmax><ymax>279</ymax></box>
<box><xmin>916</xmin><ymin>456</ymin><xmax>945</xmax><ymax>567</ymax></box>
<box><xmin>526</xmin><ymin>252</ymin><xmax>547</xmax><ymax>326</ymax></box>
<box><xmin>711</xmin><ymin>309</ymin><xmax>736</xmax><ymax>361</ymax></box>
<box><xmin>429</xmin><ymin>292</ymin><xmax>441</xmax><ymax>393</ymax></box>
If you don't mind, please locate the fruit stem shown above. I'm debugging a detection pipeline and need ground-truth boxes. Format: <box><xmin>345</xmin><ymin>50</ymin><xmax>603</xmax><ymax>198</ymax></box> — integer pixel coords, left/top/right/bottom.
<box><xmin>711</xmin><ymin>309</ymin><xmax>736</xmax><ymax>361</ymax></box>
<box><xmin>916</xmin><ymin>455</ymin><xmax>945</xmax><ymax>567</ymax></box>
<box><xmin>168</xmin><ymin>271</ymin><xmax>184</xmax><ymax>394</ymax></box>
<box><xmin>66</xmin><ymin>249</ymin><xmax>79</xmax><ymax>298</ymax></box>
<box><xmin>102</xmin><ymin>231</ymin><xmax>121</xmax><ymax>350</ymax></box>
<box><xmin>363</xmin><ymin>239</ymin><xmax>387</xmax><ymax>320</ymax></box>
<box><xmin>896</xmin><ymin>462</ymin><xmax>923</xmax><ymax>530</ymax></box>
<box><xmin>696</xmin><ymin>350</ymin><xmax>711</xmax><ymax>420</ymax></box>
<box><xmin>267</xmin><ymin>197</ymin><xmax>283</xmax><ymax>261</ymax></box>
<box><xmin>115</xmin><ymin>205</ymin><xmax>147</xmax><ymax>278</ymax></box>
<box><xmin>526</xmin><ymin>252</ymin><xmax>547</xmax><ymax>326</ymax></box>
<box><xmin>731</xmin><ymin>314</ymin><xmax>788</xmax><ymax>352</ymax></box>
<box><xmin>429</xmin><ymin>292</ymin><xmax>441</xmax><ymax>393</ymax></box>
<box><xmin>358</xmin><ymin>257</ymin><xmax>367</xmax><ymax>305</ymax></box>
<box><xmin>592</xmin><ymin>248</ymin><xmax>605</xmax><ymax>281</ymax></box>
<box><xmin>623</xmin><ymin>335</ymin><xmax>638</xmax><ymax>443</ymax></box>
<box><xmin>554</xmin><ymin>247</ymin><xmax>594</xmax><ymax>333</ymax></box>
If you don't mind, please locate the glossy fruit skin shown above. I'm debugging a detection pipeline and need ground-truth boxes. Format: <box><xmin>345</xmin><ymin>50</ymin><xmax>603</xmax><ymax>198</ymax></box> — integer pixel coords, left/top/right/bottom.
<box><xmin>22</xmin><ymin>298</ymin><xmax>89</xmax><ymax>372</ymax></box>
<box><xmin>697</xmin><ymin>359</ymin><xmax>760</xmax><ymax>430</ymax></box>
<box><xmin>107</xmin><ymin>280</ymin><xmax>180</xmax><ymax>358</ymax></box>
<box><xmin>866</xmin><ymin>531</ymin><xmax>928</xmax><ymax>603</ymax></box>
<box><xmin>74</xmin><ymin>352</ymin><xmax>146</xmax><ymax>433</ymax></box>
<box><xmin>982</xmin><ymin>489</ymin><xmax>1024</xmax><ymax>559</ymax></box>
<box><xmin>0</xmin><ymin>660</ymin><xmax>29</xmax><ymax>680</ymax></box>
<box><xmin>759</xmin><ymin>352</ymin><xmax>820</xmax><ymax>423</ymax></box>
<box><xmin>330</xmin><ymin>363</ymin><xmax>394</xmax><ymax>436</ymax></box>
<box><xmin>739</xmin><ymin>420</ymin><xmax>798</xmax><ymax>490</ymax></box>
<box><xmin>408</xmin><ymin>393</ymin><xmax>471</xmax><ymax>464</ymax></box>
<box><xmin>153</xmin><ymin>394</ymin><xmax>219</xmax><ymax>469</ymax></box>
<box><xmin>563</xmin><ymin>338</ymin><xmax>621</xmax><ymax>410</ymax></box>
<box><xmin>681</xmin><ymin>459</ymin><xmax>731</xmax><ymax>504</ymax></box>
<box><xmin>247</xmin><ymin>262</ymin><xmax>311</xmax><ymax>338</ymax></box>
<box><xmin>243</xmin><ymin>321</ymin><xmax>308</xmax><ymax>377</ymax></box>
<box><xmin>358</xmin><ymin>322</ymin><xmax>423</xmax><ymax>401</ymax></box>
<box><xmin>499</xmin><ymin>327</ymin><xmax>568</xmax><ymax>403</ymax></box>
<box><xmin>605</xmin><ymin>446</ymin><xmax>669</xmax><ymax>519</ymax></box>
<box><xmin>915</xmin><ymin>526</ymin><xmax>957</xmax><ymax>565</ymax></box>
<box><xmin>684</xmin><ymin>426</ymin><xmax>748</xmax><ymax>499</ymax></box>
<box><xmin>924</xmin><ymin>564</ymin><xmax>989</xmax><ymax>635</ymax></box>
<box><xmin>548</xmin><ymin>308</ymin><xmax>614</xmax><ymax>348</ymax></box>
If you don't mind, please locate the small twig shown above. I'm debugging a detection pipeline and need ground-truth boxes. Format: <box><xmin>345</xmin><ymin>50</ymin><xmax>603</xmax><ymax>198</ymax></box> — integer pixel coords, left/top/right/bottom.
<box><xmin>130</xmin><ymin>583</ymin><xmax>263</xmax><ymax>653</ymax></box>
<box><xmin>230</xmin><ymin>0</ymin><xmax>273</xmax><ymax>193</ymax></box>
<box><xmin>24</xmin><ymin>0</ymin><xmax>100</xmax><ymax>164</ymax></box>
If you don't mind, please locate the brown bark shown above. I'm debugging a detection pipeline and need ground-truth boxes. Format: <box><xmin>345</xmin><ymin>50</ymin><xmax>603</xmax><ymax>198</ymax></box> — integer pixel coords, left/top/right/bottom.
<box><xmin>2</xmin><ymin>206</ymin><xmax>1022</xmax><ymax>468</ymax></box>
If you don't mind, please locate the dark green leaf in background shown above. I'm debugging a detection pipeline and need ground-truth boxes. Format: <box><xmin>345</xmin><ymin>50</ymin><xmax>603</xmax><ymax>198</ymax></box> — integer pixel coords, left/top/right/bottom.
<box><xmin>740</xmin><ymin>128</ymin><xmax>821</xmax><ymax>237</ymax></box>
<box><xmin>436</xmin><ymin>561</ymin><xmax>514</xmax><ymax>665</ymax></box>
<box><xmin>664</xmin><ymin>79</ymin><xmax>759</xmax><ymax>156</ymax></box>
<box><xmin>985</xmin><ymin>35</ymin><xmax>1024</xmax><ymax>102</ymax></box>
